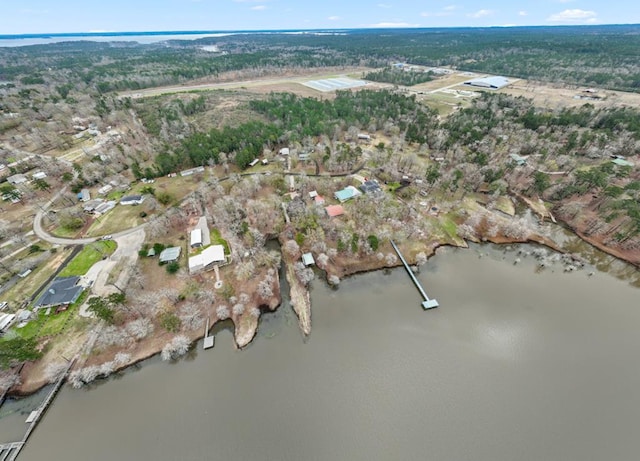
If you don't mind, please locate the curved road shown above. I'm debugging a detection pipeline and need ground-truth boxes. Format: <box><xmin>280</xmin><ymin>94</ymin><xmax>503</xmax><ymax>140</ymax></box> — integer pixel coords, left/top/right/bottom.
<box><xmin>32</xmin><ymin>186</ymin><xmax>147</xmax><ymax>245</ymax></box>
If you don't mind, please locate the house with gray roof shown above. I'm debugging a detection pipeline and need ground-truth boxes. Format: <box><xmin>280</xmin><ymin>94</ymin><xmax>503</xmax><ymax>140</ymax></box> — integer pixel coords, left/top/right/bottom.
<box><xmin>34</xmin><ymin>276</ymin><xmax>84</xmax><ymax>311</ymax></box>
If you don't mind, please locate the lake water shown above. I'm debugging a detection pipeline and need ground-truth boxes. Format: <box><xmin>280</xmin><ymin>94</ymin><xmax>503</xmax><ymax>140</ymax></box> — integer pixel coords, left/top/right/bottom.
<box><xmin>5</xmin><ymin>242</ymin><xmax>640</xmax><ymax>461</ymax></box>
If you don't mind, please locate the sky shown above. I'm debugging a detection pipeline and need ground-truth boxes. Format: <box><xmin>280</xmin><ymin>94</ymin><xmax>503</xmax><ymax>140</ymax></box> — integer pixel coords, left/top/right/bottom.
<box><xmin>1</xmin><ymin>0</ymin><xmax>638</xmax><ymax>35</ymax></box>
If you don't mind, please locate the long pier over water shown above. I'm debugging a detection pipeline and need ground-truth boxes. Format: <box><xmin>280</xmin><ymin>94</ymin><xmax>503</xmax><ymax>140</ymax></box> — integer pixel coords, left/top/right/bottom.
<box><xmin>390</xmin><ymin>240</ymin><xmax>439</xmax><ymax>310</ymax></box>
<box><xmin>0</xmin><ymin>359</ymin><xmax>75</xmax><ymax>460</ymax></box>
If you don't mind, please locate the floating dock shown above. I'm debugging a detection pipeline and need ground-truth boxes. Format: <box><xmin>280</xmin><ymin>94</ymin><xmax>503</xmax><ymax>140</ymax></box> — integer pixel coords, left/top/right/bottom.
<box><xmin>390</xmin><ymin>240</ymin><xmax>439</xmax><ymax>310</ymax></box>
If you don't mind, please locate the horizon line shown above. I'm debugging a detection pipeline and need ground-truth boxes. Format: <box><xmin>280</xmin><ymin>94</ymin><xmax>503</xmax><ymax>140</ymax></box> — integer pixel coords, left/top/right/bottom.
<box><xmin>2</xmin><ymin>23</ymin><xmax>640</xmax><ymax>39</ymax></box>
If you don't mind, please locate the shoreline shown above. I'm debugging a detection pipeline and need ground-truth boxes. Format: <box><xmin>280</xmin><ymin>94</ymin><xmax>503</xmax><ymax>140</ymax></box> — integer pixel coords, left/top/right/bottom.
<box><xmin>2</xmin><ymin>222</ymin><xmax>634</xmax><ymax>398</ymax></box>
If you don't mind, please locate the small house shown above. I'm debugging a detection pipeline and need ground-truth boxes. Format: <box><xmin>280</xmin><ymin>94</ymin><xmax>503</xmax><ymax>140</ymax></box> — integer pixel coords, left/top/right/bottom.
<box><xmin>325</xmin><ymin>205</ymin><xmax>345</xmax><ymax>218</ymax></box>
<box><xmin>509</xmin><ymin>153</ymin><xmax>527</xmax><ymax>166</ymax></box>
<box><xmin>190</xmin><ymin>228</ymin><xmax>203</xmax><ymax>248</ymax></box>
<box><xmin>188</xmin><ymin>245</ymin><xmax>226</xmax><ymax>274</ymax></box>
<box><xmin>120</xmin><ymin>195</ymin><xmax>145</xmax><ymax>205</ymax></box>
<box><xmin>78</xmin><ymin>189</ymin><xmax>90</xmax><ymax>202</ymax></box>
<box><xmin>0</xmin><ymin>313</ymin><xmax>15</xmax><ymax>333</ymax></box>
<box><xmin>159</xmin><ymin>247</ymin><xmax>182</xmax><ymax>264</ymax></box>
<box><xmin>357</xmin><ymin>133</ymin><xmax>371</xmax><ymax>141</ymax></box>
<box><xmin>334</xmin><ymin>185</ymin><xmax>362</xmax><ymax>203</ymax></box>
<box><xmin>7</xmin><ymin>174</ymin><xmax>27</xmax><ymax>185</ymax></box>
<box><xmin>34</xmin><ymin>276</ymin><xmax>84</xmax><ymax>311</ymax></box>
<box><xmin>279</xmin><ymin>147</ymin><xmax>290</xmax><ymax>156</ymax></box>
<box><xmin>248</xmin><ymin>158</ymin><xmax>260</xmax><ymax>167</ymax></box>
<box><xmin>32</xmin><ymin>171</ymin><xmax>47</xmax><ymax>180</ymax></box>
<box><xmin>98</xmin><ymin>184</ymin><xmax>113</xmax><ymax>195</ymax></box>
<box><xmin>93</xmin><ymin>201</ymin><xmax>116</xmax><ymax>215</ymax></box>
<box><xmin>360</xmin><ymin>180</ymin><xmax>382</xmax><ymax>195</ymax></box>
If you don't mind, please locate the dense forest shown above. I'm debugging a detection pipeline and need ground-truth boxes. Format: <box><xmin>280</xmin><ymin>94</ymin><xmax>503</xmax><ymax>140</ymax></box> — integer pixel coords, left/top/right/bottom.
<box><xmin>151</xmin><ymin>89</ymin><xmax>439</xmax><ymax>173</ymax></box>
<box><xmin>364</xmin><ymin>67</ymin><xmax>434</xmax><ymax>86</ymax></box>
<box><xmin>2</xmin><ymin>25</ymin><xmax>640</xmax><ymax>93</ymax></box>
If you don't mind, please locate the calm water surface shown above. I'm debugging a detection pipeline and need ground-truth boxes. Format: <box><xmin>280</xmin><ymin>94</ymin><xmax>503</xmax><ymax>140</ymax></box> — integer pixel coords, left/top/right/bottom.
<box><xmin>10</xmin><ymin>244</ymin><xmax>640</xmax><ymax>461</ymax></box>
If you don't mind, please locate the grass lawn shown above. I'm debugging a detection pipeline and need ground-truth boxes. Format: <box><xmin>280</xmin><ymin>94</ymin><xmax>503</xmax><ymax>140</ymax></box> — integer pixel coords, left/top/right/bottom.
<box><xmin>86</xmin><ymin>205</ymin><xmax>146</xmax><ymax>237</ymax></box>
<box><xmin>58</xmin><ymin>241</ymin><xmax>117</xmax><ymax>277</ymax></box>
<box><xmin>14</xmin><ymin>292</ymin><xmax>88</xmax><ymax>339</ymax></box>
<box><xmin>50</xmin><ymin>225</ymin><xmax>81</xmax><ymax>238</ymax></box>
<box><xmin>210</xmin><ymin>228</ymin><xmax>230</xmax><ymax>254</ymax></box>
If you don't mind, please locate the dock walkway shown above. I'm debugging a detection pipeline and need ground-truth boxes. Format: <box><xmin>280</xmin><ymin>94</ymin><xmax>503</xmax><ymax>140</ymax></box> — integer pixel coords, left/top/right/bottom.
<box><xmin>0</xmin><ymin>358</ymin><xmax>75</xmax><ymax>460</ymax></box>
<box><xmin>390</xmin><ymin>240</ymin><xmax>439</xmax><ymax>309</ymax></box>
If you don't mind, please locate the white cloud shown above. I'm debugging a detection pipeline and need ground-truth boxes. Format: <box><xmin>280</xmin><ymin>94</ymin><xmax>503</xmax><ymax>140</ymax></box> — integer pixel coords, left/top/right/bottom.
<box><xmin>467</xmin><ymin>9</ymin><xmax>493</xmax><ymax>19</ymax></box>
<box><xmin>367</xmin><ymin>22</ymin><xmax>420</xmax><ymax>28</ymax></box>
<box><xmin>251</xmin><ymin>5</ymin><xmax>267</xmax><ymax>10</ymax></box>
<box><xmin>421</xmin><ymin>11</ymin><xmax>448</xmax><ymax>18</ymax></box>
<box><xmin>328</xmin><ymin>16</ymin><xmax>342</xmax><ymax>21</ymax></box>
<box><xmin>421</xmin><ymin>5</ymin><xmax>457</xmax><ymax>17</ymax></box>
<box><xmin>518</xmin><ymin>11</ymin><xmax>528</xmax><ymax>16</ymax></box>
<box><xmin>547</xmin><ymin>9</ymin><xmax>597</xmax><ymax>22</ymax></box>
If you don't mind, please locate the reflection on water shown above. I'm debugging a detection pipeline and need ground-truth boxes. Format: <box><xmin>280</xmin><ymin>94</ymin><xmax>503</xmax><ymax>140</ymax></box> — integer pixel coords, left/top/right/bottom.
<box><xmin>5</xmin><ymin>240</ymin><xmax>640</xmax><ymax>461</ymax></box>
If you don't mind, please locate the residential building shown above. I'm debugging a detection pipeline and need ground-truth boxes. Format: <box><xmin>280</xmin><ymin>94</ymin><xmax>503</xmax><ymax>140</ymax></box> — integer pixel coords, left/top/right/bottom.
<box><xmin>325</xmin><ymin>205</ymin><xmax>345</xmax><ymax>218</ymax></box>
<box><xmin>159</xmin><ymin>247</ymin><xmax>182</xmax><ymax>264</ymax></box>
<box><xmin>190</xmin><ymin>229</ymin><xmax>203</xmax><ymax>248</ymax></box>
<box><xmin>334</xmin><ymin>185</ymin><xmax>362</xmax><ymax>202</ymax></box>
<box><xmin>188</xmin><ymin>245</ymin><xmax>226</xmax><ymax>274</ymax></box>
<box><xmin>34</xmin><ymin>276</ymin><xmax>84</xmax><ymax>311</ymax></box>
<box><xmin>120</xmin><ymin>195</ymin><xmax>145</xmax><ymax>205</ymax></box>
<box><xmin>360</xmin><ymin>180</ymin><xmax>382</xmax><ymax>195</ymax></box>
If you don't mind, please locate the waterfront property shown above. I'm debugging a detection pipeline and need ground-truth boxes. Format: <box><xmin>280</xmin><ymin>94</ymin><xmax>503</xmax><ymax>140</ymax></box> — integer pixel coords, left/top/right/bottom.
<box><xmin>188</xmin><ymin>245</ymin><xmax>225</xmax><ymax>274</ymax></box>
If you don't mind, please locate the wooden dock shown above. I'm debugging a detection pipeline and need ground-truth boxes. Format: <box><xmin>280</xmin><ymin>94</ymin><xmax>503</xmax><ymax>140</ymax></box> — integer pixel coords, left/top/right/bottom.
<box><xmin>0</xmin><ymin>442</ymin><xmax>24</xmax><ymax>461</ymax></box>
<box><xmin>0</xmin><ymin>358</ymin><xmax>75</xmax><ymax>461</ymax></box>
<box><xmin>390</xmin><ymin>240</ymin><xmax>439</xmax><ymax>310</ymax></box>
<box><xmin>203</xmin><ymin>318</ymin><xmax>215</xmax><ymax>350</ymax></box>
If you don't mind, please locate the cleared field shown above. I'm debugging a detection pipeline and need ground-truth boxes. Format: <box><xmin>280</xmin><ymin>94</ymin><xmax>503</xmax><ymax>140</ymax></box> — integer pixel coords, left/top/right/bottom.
<box><xmin>303</xmin><ymin>77</ymin><xmax>368</xmax><ymax>92</ymax></box>
<box><xmin>502</xmin><ymin>79</ymin><xmax>640</xmax><ymax>109</ymax></box>
<box><xmin>86</xmin><ymin>205</ymin><xmax>145</xmax><ymax>237</ymax></box>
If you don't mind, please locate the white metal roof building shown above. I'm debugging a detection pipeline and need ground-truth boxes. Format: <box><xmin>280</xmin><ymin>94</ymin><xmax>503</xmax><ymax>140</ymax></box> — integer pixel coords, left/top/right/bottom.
<box><xmin>188</xmin><ymin>245</ymin><xmax>225</xmax><ymax>274</ymax></box>
<box><xmin>190</xmin><ymin>228</ymin><xmax>203</xmax><ymax>248</ymax></box>
<box><xmin>463</xmin><ymin>76</ymin><xmax>510</xmax><ymax>89</ymax></box>
<box><xmin>159</xmin><ymin>247</ymin><xmax>182</xmax><ymax>263</ymax></box>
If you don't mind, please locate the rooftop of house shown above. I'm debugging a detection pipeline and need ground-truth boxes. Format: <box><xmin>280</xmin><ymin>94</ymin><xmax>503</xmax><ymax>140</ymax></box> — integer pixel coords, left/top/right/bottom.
<box><xmin>34</xmin><ymin>276</ymin><xmax>84</xmax><ymax>309</ymax></box>
<box><xmin>159</xmin><ymin>247</ymin><xmax>182</xmax><ymax>263</ymax></box>
<box><xmin>334</xmin><ymin>185</ymin><xmax>362</xmax><ymax>202</ymax></box>
<box><xmin>325</xmin><ymin>204</ymin><xmax>345</xmax><ymax>217</ymax></box>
